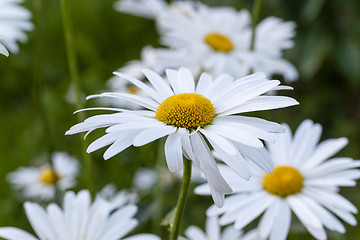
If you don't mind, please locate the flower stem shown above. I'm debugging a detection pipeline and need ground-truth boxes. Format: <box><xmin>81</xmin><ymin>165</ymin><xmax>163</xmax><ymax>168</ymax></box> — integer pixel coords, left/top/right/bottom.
<box><xmin>60</xmin><ymin>0</ymin><xmax>94</xmax><ymax>195</ymax></box>
<box><xmin>250</xmin><ymin>0</ymin><xmax>264</xmax><ymax>50</ymax></box>
<box><xmin>170</xmin><ymin>158</ymin><xmax>192</xmax><ymax>240</ymax></box>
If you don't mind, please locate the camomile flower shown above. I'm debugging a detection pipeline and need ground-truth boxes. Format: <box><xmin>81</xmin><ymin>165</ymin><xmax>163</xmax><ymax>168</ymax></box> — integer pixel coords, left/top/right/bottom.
<box><xmin>0</xmin><ymin>190</ymin><xmax>160</xmax><ymax>240</ymax></box>
<box><xmin>179</xmin><ymin>216</ymin><xmax>257</xmax><ymax>240</ymax></box>
<box><xmin>115</xmin><ymin>1</ymin><xmax>297</xmax><ymax>81</ymax></box>
<box><xmin>196</xmin><ymin>119</ymin><xmax>360</xmax><ymax>240</ymax></box>
<box><xmin>8</xmin><ymin>152</ymin><xmax>79</xmax><ymax>200</ymax></box>
<box><xmin>0</xmin><ymin>40</ymin><xmax>9</xmax><ymax>56</ymax></box>
<box><xmin>66</xmin><ymin>67</ymin><xmax>298</xmax><ymax>206</ymax></box>
<box><xmin>0</xmin><ymin>0</ymin><xmax>34</xmax><ymax>53</ymax></box>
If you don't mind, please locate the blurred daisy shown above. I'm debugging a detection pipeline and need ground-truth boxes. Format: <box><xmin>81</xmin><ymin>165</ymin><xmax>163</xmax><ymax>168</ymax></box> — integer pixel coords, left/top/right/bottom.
<box><xmin>115</xmin><ymin>1</ymin><xmax>297</xmax><ymax>82</ymax></box>
<box><xmin>66</xmin><ymin>67</ymin><xmax>298</xmax><ymax>206</ymax></box>
<box><xmin>0</xmin><ymin>0</ymin><xmax>33</xmax><ymax>53</ymax></box>
<box><xmin>0</xmin><ymin>190</ymin><xmax>160</xmax><ymax>240</ymax></box>
<box><xmin>0</xmin><ymin>41</ymin><xmax>9</xmax><ymax>56</ymax></box>
<box><xmin>133</xmin><ymin>165</ymin><xmax>204</xmax><ymax>193</ymax></box>
<box><xmin>196</xmin><ymin>120</ymin><xmax>360</xmax><ymax>240</ymax></box>
<box><xmin>99</xmin><ymin>183</ymin><xmax>138</xmax><ymax>210</ymax></box>
<box><xmin>179</xmin><ymin>216</ymin><xmax>257</xmax><ymax>240</ymax></box>
<box><xmin>8</xmin><ymin>152</ymin><xmax>79</xmax><ymax>200</ymax></box>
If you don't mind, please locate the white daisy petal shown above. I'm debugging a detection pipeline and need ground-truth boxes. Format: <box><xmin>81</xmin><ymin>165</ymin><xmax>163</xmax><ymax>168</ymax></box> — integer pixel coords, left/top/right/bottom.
<box><xmin>103</xmin><ymin>133</ymin><xmax>138</xmax><ymax>160</ymax></box>
<box><xmin>178</xmin><ymin>67</ymin><xmax>195</xmax><ymax>93</ymax></box>
<box><xmin>0</xmin><ymin>227</ymin><xmax>38</xmax><ymax>240</ymax></box>
<box><xmin>269</xmin><ymin>200</ymin><xmax>291</xmax><ymax>240</ymax></box>
<box><xmin>24</xmin><ymin>202</ymin><xmax>57</xmax><ymax>240</ymax></box>
<box><xmin>165</xmin><ymin>133</ymin><xmax>184</xmax><ymax>172</ymax></box>
<box><xmin>142</xmin><ymin>69</ymin><xmax>174</xmax><ymax>99</ymax></box>
<box><xmin>302</xmin><ymin>137</ymin><xmax>349</xmax><ymax>170</ymax></box>
<box><xmin>113</xmin><ymin>71</ymin><xmax>163</xmax><ymax>103</ymax></box>
<box><xmin>195</xmin><ymin>72</ymin><xmax>213</xmax><ymax>95</ymax></box>
<box><xmin>287</xmin><ymin>195</ymin><xmax>323</xmax><ymax>229</ymax></box>
<box><xmin>133</xmin><ymin>125</ymin><xmax>176</xmax><ymax>146</ymax></box>
<box><xmin>218</xmin><ymin>96</ymin><xmax>299</xmax><ymax>116</ymax></box>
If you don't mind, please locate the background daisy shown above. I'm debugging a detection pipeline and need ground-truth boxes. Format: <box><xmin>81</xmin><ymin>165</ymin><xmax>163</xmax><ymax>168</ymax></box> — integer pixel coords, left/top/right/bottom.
<box><xmin>196</xmin><ymin>119</ymin><xmax>360</xmax><ymax>240</ymax></box>
<box><xmin>0</xmin><ymin>0</ymin><xmax>33</xmax><ymax>53</ymax></box>
<box><xmin>7</xmin><ymin>152</ymin><xmax>79</xmax><ymax>200</ymax></box>
<box><xmin>0</xmin><ymin>190</ymin><xmax>160</xmax><ymax>240</ymax></box>
<box><xmin>114</xmin><ymin>1</ymin><xmax>297</xmax><ymax>82</ymax></box>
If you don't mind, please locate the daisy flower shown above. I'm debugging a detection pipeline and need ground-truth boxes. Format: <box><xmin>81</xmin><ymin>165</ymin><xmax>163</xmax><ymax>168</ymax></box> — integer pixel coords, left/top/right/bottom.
<box><xmin>179</xmin><ymin>216</ymin><xmax>257</xmax><ymax>240</ymax></box>
<box><xmin>0</xmin><ymin>190</ymin><xmax>160</xmax><ymax>240</ymax></box>
<box><xmin>115</xmin><ymin>1</ymin><xmax>297</xmax><ymax>82</ymax></box>
<box><xmin>0</xmin><ymin>0</ymin><xmax>33</xmax><ymax>53</ymax></box>
<box><xmin>66</xmin><ymin>67</ymin><xmax>298</xmax><ymax>206</ymax></box>
<box><xmin>8</xmin><ymin>152</ymin><xmax>79</xmax><ymax>200</ymax></box>
<box><xmin>196</xmin><ymin>119</ymin><xmax>360</xmax><ymax>240</ymax></box>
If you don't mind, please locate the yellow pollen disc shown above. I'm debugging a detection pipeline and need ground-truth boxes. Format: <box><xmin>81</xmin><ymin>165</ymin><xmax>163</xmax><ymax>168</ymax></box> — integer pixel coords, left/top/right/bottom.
<box><xmin>40</xmin><ymin>167</ymin><xmax>60</xmax><ymax>185</ymax></box>
<box><xmin>155</xmin><ymin>93</ymin><xmax>215</xmax><ymax>130</ymax></box>
<box><xmin>127</xmin><ymin>85</ymin><xmax>139</xmax><ymax>94</ymax></box>
<box><xmin>263</xmin><ymin>166</ymin><xmax>303</xmax><ymax>197</ymax></box>
<box><xmin>204</xmin><ymin>33</ymin><xmax>233</xmax><ymax>52</ymax></box>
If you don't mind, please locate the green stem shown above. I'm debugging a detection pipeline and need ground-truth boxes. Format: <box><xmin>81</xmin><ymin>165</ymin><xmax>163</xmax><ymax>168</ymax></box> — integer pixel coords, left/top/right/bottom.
<box><xmin>250</xmin><ymin>0</ymin><xmax>264</xmax><ymax>51</ymax></box>
<box><xmin>60</xmin><ymin>0</ymin><xmax>94</xmax><ymax>194</ymax></box>
<box><xmin>170</xmin><ymin>158</ymin><xmax>192</xmax><ymax>240</ymax></box>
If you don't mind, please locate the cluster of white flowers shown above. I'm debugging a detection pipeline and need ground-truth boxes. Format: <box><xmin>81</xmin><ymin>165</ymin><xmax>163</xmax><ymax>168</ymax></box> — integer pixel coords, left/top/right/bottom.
<box><xmin>1</xmin><ymin>1</ymin><xmax>359</xmax><ymax>240</ymax></box>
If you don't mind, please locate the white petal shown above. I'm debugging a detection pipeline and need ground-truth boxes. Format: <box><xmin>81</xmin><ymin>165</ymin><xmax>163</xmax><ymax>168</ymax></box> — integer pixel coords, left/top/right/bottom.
<box><xmin>218</xmin><ymin>96</ymin><xmax>299</xmax><ymax>116</ymax></box>
<box><xmin>206</xmin><ymin>124</ymin><xmax>263</xmax><ymax>148</ymax></box>
<box><xmin>123</xmin><ymin>234</ymin><xmax>161</xmax><ymax>240</ymax></box>
<box><xmin>103</xmin><ymin>132</ymin><xmax>138</xmax><ymax>160</ymax></box>
<box><xmin>269</xmin><ymin>200</ymin><xmax>291</xmax><ymax>240</ymax></box>
<box><xmin>164</xmin><ymin>133</ymin><xmax>184</xmax><ymax>172</ymax></box>
<box><xmin>142</xmin><ymin>69</ymin><xmax>174</xmax><ymax>99</ymax></box>
<box><xmin>302</xmin><ymin>137</ymin><xmax>348</xmax><ymax>170</ymax></box>
<box><xmin>199</xmin><ymin>129</ymin><xmax>237</xmax><ymax>156</ymax></box>
<box><xmin>196</xmin><ymin>72</ymin><xmax>212</xmax><ymax>95</ymax></box>
<box><xmin>113</xmin><ymin>71</ymin><xmax>163</xmax><ymax>103</ymax></box>
<box><xmin>178</xmin><ymin>67</ymin><xmax>195</xmax><ymax>93</ymax></box>
<box><xmin>287</xmin><ymin>195</ymin><xmax>323</xmax><ymax>229</ymax></box>
<box><xmin>87</xmin><ymin>92</ymin><xmax>159</xmax><ymax>111</ymax></box>
<box><xmin>133</xmin><ymin>125</ymin><xmax>176</xmax><ymax>146</ymax></box>
<box><xmin>24</xmin><ymin>202</ymin><xmax>57</xmax><ymax>240</ymax></box>
<box><xmin>0</xmin><ymin>227</ymin><xmax>38</xmax><ymax>240</ymax></box>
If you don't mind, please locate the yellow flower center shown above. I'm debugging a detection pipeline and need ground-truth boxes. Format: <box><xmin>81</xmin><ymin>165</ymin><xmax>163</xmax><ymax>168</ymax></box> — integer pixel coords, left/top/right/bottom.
<box><xmin>40</xmin><ymin>167</ymin><xmax>60</xmax><ymax>185</ymax></box>
<box><xmin>204</xmin><ymin>33</ymin><xmax>233</xmax><ymax>52</ymax></box>
<box><xmin>127</xmin><ymin>85</ymin><xmax>139</xmax><ymax>94</ymax></box>
<box><xmin>155</xmin><ymin>93</ymin><xmax>215</xmax><ymax>130</ymax></box>
<box><xmin>263</xmin><ymin>166</ymin><xmax>303</xmax><ymax>197</ymax></box>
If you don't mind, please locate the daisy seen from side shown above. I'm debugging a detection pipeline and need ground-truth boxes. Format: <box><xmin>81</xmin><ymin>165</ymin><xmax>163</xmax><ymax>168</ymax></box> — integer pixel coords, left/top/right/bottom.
<box><xmin>66</xmin><ymin>67</ymin><xmax>298</xmax><ymax>207</ymax></box>
<box><xmin>0</xmin><ymin>190</ymin><xmax>160</xmax><ymax>240</ymax></box>
<box><xmin>196</xmin><ymin>119</ymin><xmax>360</xmax><ymax>239</ymax></box>
<box><xmin>8</xmin><ymin>152</ymin><xmax>79</xmax><ymax>200</ymax></box>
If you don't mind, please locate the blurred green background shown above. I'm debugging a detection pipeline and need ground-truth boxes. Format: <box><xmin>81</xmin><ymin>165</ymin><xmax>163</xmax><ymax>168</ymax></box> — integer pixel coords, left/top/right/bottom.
<box><xmin>0</xmin><ymin>0</ymin><xmax>360</xmax><ymax>239</ymax></box>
